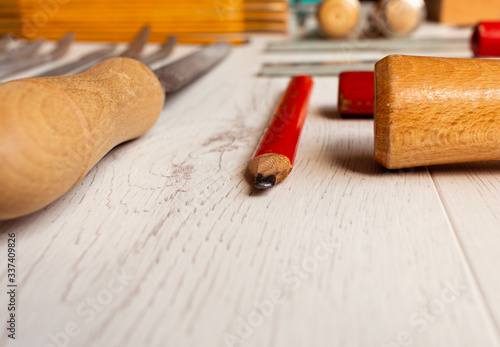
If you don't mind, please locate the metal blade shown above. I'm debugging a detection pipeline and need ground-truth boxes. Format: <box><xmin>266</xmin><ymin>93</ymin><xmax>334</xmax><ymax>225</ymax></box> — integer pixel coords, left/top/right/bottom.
<box><xmin>0</xmin><ymin>33</ymin><xmax>74</xmax><ymax>76</ymax></box>
<box><xmin>140</xmin><ymin>36</ymin><xmax>176</xmax><ymax>66</ymax></box>
<box><xmin>0</xmin><ymin>39</ymin><xmax>44</xmax><ymax>65</ymax></box>
<box><xmin>267</xmin><ymin>37</ymin><xmax>469</xmax><ymax>53</ymax></box>
<box><xmin>260</xmin><ymin>61</ymin><xmax>375</xmax><ymax>77</ymax></box>
<box><xmin>34</xmin><ymin>25</ymin><xmax>147</xmax><ymax>77</ymax></box>
<box><xmin>35</xmin><ymin>45</ymin><xmax>115</xmax><ymax>77</ymax></box>
<box><xmin>0</xmin><ymin>34</ymin><xmax>13</xmax><ymax>53</ymax></box>
<box><xmin>120</xmin><ymin>26</ymin><xmax>150</xmax><ymax>59</ymax></box>
<box><xmin>154</xmin><ymin>42</ymin><xmax>230</xmax><ymax>93</ymax></box>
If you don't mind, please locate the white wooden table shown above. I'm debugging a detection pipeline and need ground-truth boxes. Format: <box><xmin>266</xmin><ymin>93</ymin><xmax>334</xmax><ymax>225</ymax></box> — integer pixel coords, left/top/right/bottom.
<box><xmin>2</xmin><ymin>24</ymin><xmax>500</xmax><ymax>347</ymax></box>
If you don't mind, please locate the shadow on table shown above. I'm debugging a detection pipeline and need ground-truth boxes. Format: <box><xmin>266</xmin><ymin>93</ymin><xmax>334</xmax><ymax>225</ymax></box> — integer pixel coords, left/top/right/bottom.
<box><xmin>428</xmin><ymin>161</ymin><xmax>500</xmax><ymax>175</ymax></box>
<box><xmin>333</xmin><ymin>145</ymin><xmax>500</xmax><ymax>177</ymax></box>
<box><xmin>317</xmin><ymin>106</ymin><xmax>374</xmax><ymax>120</ymax></box>
<box><xmin>317</xmin><ymin>106</ymin><xmax>341</xmax><ymax>120</ymax></box>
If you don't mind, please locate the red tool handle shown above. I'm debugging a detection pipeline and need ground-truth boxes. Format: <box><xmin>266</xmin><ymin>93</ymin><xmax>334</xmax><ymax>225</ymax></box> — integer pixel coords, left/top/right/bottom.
<box><xmin>471</xmin><ymin>22</ymin><xmax>500</xmax><ymax>57</ymax></box>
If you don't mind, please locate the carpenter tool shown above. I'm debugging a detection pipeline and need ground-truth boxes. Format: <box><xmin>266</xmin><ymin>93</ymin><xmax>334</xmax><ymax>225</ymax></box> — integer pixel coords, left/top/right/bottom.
<box><xmin>260</xmin><ymin>60</ymin><xmax>375</xmax><ymax>76</ymax></box>
<box><xmin>0</xmin><ymin>34</ymin><xmax>13</xmax><ymax>53</ymax></box>
<box><xmin>375</xmin><ymin>55</ymin><xmax>500</xmax><ymax>169</ymax></box>
<box><xmin>140</xmin><ymin>36</ymin><xmax>176</xmax><ymax>66</ymax></box>
<box><xmin>0</xmin><ymin>39</ymin><xmax>44</xmax><ymax>65</ymax></box>
<box><xmin>0</xmin><ymin>33</ymin><xmax>74</xmax><ymax>79</ymax></box>
<box><xmin>316</xmin><ymin>0</ymin><xmax>360</xmax><ymax>38</ymax></box>
<box><xmin>365</xmin><ymin>0</ymin><xmax>426</xmax><ymax>38</ymax></box>
<box><xmin>267</xmin><ymin>37</ymin><xmax>469</xmax><ymax>52</ymax></box>
<box><xmin>0</xmin><ymin>42</ymin><xmax>231</xmax><ymax>220</ymax></box>
<box><xmin>471</xmin><ymin>22</ymin><xmax>500</xmax><ymax>57</ymax></box>
<box><xmin>36</xmin><ymin>26</ymin><xmax>150</xmax><ymax>77</ymax></box>
<box><xmin>34</xmin><ymin>45</ymin><xmax>116</xmax><ymax>78</ymax></box>
<box><xmin>338</xmin><ymin>71</ymin><xmax>374</xmax><ymax>117</ymax></box>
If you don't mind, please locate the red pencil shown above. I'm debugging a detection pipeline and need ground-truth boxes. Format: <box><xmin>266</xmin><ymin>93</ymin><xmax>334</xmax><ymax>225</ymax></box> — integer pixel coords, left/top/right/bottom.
<box><xmin>249</xmin><ymin>75</ymin><xmax>314</xmax><ymax>189</ymax></box>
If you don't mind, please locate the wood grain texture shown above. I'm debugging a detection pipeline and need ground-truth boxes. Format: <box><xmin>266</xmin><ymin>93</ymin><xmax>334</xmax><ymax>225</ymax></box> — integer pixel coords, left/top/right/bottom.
<box><xmin>0</xmin><ymin>57</ymin><xmax>164</xmax><ymax>219</ymax></box>
<box><xmin>1</xmin><ymin>34</ymin><xmax>500</xmax><ymax>347</ymax></box>
<box><xmin>249</xmin><ymin>153</ymin><xmax>292</xmax><ymax>186</ymax></box>
<box><xmin>429</xmin><ymin>162</ymin><xmax>500</xmax><ymax>337</ymax></box>
<box><xmin>375</xmin><ymin>55</ymin><xmax>500</xmax><ymax>169</ymax></box>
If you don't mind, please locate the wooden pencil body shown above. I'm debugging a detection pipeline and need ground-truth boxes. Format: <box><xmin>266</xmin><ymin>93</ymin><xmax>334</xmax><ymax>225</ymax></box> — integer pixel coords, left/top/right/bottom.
<box><xmin>375</xmin><ymin>55</ymin><xmax>500</xmax><ymax>169</ymax></box>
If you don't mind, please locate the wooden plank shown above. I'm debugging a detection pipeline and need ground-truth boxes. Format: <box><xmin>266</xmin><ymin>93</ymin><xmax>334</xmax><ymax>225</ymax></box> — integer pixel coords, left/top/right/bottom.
<box><xmin>430</xmin><ymin>162</ymin><xmax>500</xmax><ymax>336</ymax></box>
<box><xmin>0</xmin><ymin>37</ymin><xmax>498</xmax><ymax>347</ymax></box>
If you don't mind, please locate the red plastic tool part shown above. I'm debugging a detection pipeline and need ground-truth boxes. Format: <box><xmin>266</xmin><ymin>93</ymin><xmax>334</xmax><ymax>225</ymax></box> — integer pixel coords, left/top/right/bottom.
<box><xmin>338</xmin><ymin>71</ymin><xmax>374</xmax><ymax>117</ymax></box>
<box><xmin>471</xmin><ymin>22</ymin><xmax>500</xmax><ymax>57</ymax></box>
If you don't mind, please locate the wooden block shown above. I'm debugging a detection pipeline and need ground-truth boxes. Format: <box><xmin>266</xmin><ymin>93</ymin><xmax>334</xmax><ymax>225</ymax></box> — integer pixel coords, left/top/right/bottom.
<box><xmin>471</xmin><ymin>22</ymin><xmax>500</xmax><ymax>57</ymax></box>
<box><xmin>425</xmin><ymin>0</ymin><xmax>500</xmax><ymax>25</ymax></box>
<box><xmin>338</xmin><ymin>71</ymin><xmax>374</xmax><ymax>117</ymax></box>
<box><xmin>375</xmin><ymin>55</ymin><xmax>500</xmax><ymax>169</ymax></box>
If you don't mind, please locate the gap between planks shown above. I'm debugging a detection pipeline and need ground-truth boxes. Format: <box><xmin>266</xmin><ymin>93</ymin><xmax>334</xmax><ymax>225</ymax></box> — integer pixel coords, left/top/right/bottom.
<box><xmin>427</xmin><ymin>166</ymin><xmax>500</xmax><ymax>346</ymax></box>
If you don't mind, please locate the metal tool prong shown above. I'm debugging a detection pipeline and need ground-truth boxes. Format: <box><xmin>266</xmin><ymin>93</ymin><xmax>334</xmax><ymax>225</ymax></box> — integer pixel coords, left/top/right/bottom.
<box><xmin>120</xmin><ymin>26</ymin><xmax>151</xmax><ymax>59</ymax></box>
<box><xmin>140</xmin><ymin>36</ymin><xmax>177</xmax><ymax>66</ymax></box>
<box><xmin>0</xmin><ymin>39</ymin><xmax>45</xmax><ymax>65</ymax></box>
<box><xmin>37</xmin><ymin>26</ymin><xmax>150</xmax><ymax>77</ymax></box>
<box><xmin>0</xmin><ymin>34</ymin><xmax>14</xmax><ymax>54</ymax></box>
<box><xmin>35</xmin><ymin>45</ymin><xmax>116</xmax><ymax>77</ymax></box>
<box><xmin>0</xmin><ymin>33</ymin><xmax>75</xmax><ymax>79</ymax></box>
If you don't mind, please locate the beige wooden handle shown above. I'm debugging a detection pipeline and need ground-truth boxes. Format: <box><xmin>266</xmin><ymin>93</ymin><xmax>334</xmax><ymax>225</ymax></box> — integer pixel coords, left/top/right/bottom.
<box><xmin>0</xmin><ymin>57</ymin><xmax>164</xmax><ymax>220</ymax></box>
<box><xmin>375</xmin><ymin>55</ymin><xmax>500</xmax><ymax>169</ymax></box>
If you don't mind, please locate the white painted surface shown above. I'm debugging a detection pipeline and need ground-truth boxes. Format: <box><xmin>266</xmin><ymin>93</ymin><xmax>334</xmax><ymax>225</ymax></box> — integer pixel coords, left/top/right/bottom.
<box><xmin>1</xmin><ymin>25</ymin><xmax>500</xmax><ymax>347</ymax></box>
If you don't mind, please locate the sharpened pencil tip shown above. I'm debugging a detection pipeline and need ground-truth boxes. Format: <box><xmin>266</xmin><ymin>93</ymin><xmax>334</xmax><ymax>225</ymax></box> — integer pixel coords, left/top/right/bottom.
<box><xmin>255</xmin><ymin>174</ymin><xmax>276</xmax><ymax>189</ymax></box>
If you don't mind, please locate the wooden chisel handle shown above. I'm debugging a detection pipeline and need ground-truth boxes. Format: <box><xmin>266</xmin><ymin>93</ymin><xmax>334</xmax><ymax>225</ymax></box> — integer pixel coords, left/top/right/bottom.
<box><xmin>0</xmin><ymin>57</ymin><xmax>164</xmax><ymax>220</ymax></box>
<box><xmin>375</xmin><ymin>55</ymin><xmax>500</xmax><ymax>169</ymax></box>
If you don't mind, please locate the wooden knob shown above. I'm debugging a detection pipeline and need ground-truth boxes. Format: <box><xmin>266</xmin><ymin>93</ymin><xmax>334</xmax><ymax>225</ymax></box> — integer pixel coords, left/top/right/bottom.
<box><xmin>0</xmin><ymin>58</ymin><xmax>164</xmax><ymax>220</ymax></box>
<box><xmin>370</xmin><ymin>0</ymin><xmax>425</xmax><ymax>37</ymax></box>
<box><xmin>317</xmin><ymin>0</ymin><xmax>360</xmax><ymax>38</ymax></box>
<box><xmin>375</xmin><ymin>55</ymin><xmax>500</xmax><ymax>169</ymax></box>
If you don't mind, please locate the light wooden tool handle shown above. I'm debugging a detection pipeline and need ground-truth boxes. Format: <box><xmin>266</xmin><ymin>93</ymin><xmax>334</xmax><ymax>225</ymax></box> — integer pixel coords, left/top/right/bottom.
<box><xmin>375</xmin><ymin>55</ymin><xmax>500</xmax><ymax>169</ymax></box>
<box><xmin>0</xmin><ymin>57</ymin><xmax>164</xmax><ymax>220</ymax></box>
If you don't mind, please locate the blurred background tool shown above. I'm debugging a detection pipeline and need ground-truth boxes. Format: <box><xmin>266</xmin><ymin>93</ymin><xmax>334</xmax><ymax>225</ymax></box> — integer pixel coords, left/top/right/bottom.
<box><xmin>260</xmin><ymin>60</ymin><xmax>375</xmax><ymax>76</ymax></box>
<box><xmin>366</xmin><ymin>0</ymin><xmax>426</xmax><ymax>37</ymax></box>
<box><xmin>140</xmin><ymin>36</ymin><xmax>177</xmax><ymax>66</ymax></box>
<box><xmin>0</xmin><ymin>32</ymin><xmax>73</xmax><ymax>79</ymax></box>
<box><xmin>0</xmin><ymin>0</ymin><xmax>287</xmax><ymax>43</ymax></box>
<box><xmin>266</xmin><ymin>36</ymin><xmax>469</xmax><ymax>52</ymax></box>
<box><xmin>0</xmin><ymin>34</ymin><xmax>13</xmax><ymax>52</ymax></box>
<box><xmin>0</xmin><ymin>39</ymin><xmax>43</xmax><ymax>64</ymax></box>
<box><xmin>35</xmin><ymin>26</ymin><xmax>150</xmax><ymax>77</ymax></box>
<box><xmin>316</xmin><ymin>0</ymin><xmax>360</xmax><ymax>38</ymax></box>
<box><xmin>34</xmin><ymin>46</ymin><xmax>116</xmax><ymax>78</ymax></box>
<box><xmin>471</xmin><ymin>22</ymin><xmax>500</xmax><ymax>57</ymax></box>
<box><xmin>338</xmin><ymin>71</ymin><xmax>374</xmax><ymax>117</ymax></box>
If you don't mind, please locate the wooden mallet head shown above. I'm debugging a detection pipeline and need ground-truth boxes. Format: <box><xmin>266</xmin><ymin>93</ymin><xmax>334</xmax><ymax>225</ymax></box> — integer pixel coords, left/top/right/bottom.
<box><xmin>374</xmin><ymin>55</ymin><xmax>500</xmax><ymax>169</ymax></box>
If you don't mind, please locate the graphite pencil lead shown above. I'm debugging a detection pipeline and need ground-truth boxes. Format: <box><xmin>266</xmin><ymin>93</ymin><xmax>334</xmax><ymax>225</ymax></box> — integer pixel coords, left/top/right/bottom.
<box><xmin>255</xmin><ymin>174</ymin><xmax>277</xmax><ymax>189</ymax></box>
